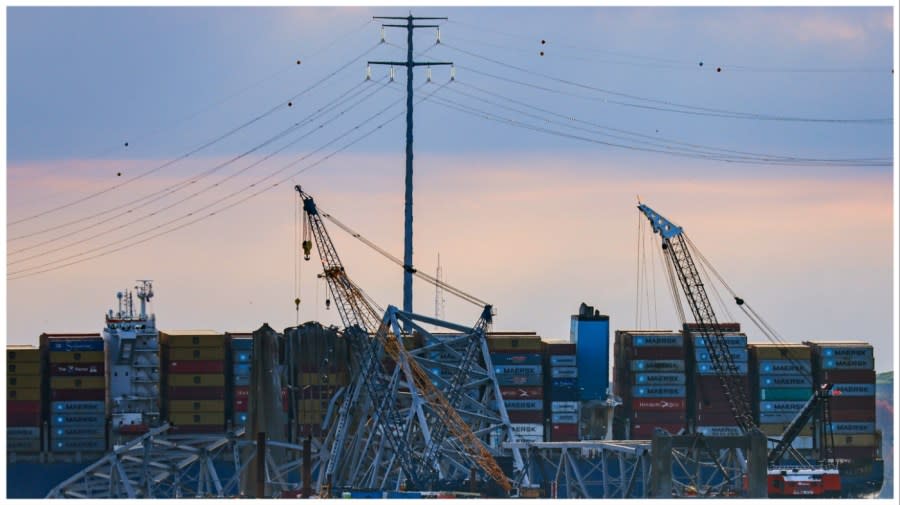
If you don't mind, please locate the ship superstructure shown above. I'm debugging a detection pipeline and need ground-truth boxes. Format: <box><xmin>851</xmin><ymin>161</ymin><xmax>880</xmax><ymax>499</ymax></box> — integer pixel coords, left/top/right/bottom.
<box><xmin>104</xmin><ymin>280</ymin><xmax>161</xmax><ymax>441</ymax></box>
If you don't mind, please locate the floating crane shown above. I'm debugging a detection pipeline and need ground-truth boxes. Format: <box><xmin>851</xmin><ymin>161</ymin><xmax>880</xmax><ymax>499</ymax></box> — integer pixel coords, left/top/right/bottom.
<box><xmin>637</xmin><ymin>202</ymin><xmax>839</xmax><ymax>498</ymax></box>
<box><xmin>296</xmin><ymin>186</ymin><xmax>513</xmax><ymax>494</ymax></box>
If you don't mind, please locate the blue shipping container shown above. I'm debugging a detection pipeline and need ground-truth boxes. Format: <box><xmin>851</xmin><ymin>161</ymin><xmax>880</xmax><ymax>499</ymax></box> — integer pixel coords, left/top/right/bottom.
<box><xmin>693</xmin><ymin>335</ymin><xmax>747</xmax><ymax>348</ymax></box>
<box><xmin>233</xmin><ymin>364</ymin><xmax>251</xmax><ymax>376</ymax></box>
<box><xmin>832</xmin><ymin>383</ymin><xmax>876</xmax><ymax>396</ymax></box>
<box><xmin>819</xmin><ymin>347</ymin><xmax>873</xmax><ymax>360</ymax></box>
<box><xmin>549</xmin><ymin>355</ymin><xmax>577</xmax><ymax>367</ymax></box>
<box><xmin>549</xmin><ymin>389</ymin><xmax>579</xmax><ymax>402</ymax></box>
<box><xmin>631</xmin><ymin>334</ymin><xmax>682</xmax><ymax>347</ymax></box>
<box><xmin>233</xmin><ymin>351</ymin><xmax>252</xmax><ymax>363</ymax></box>
<box><xmin>820</xmin><ymin>357</ymin><xmax>874</xmax><ymax>370</ymax></box>
<box><xmin>550</xmin><ymin>367</ymin><xmax>578</xmax><ymax>379</ymax></box>
<box><xmin>571</xmin><ymin>308</ymin><xmax>609</xmax><ymax>401</ymax></box>
<box><xmin>830</xmin><ymin>422</ymin><xmax>876</xmax><ymax>434</ymax></box>
<box><xmin>499</xmin><ymin>399</ymin><xmax>543</xmax><ymax>411</ymax></box>
<box><xmin>494</xmin><ymin>365</ymin><xmax>542</xmax><ymax>376</ymax></box>
<box><xmin>634</xmin><ymin>373</ymin><xmax>686</xmax><ymax>385</ymax></box>
<box><xmin>49</xmin><ymin>340</ymin><xmax>104</xmax><ymax>352</ymax></box>
<box><xmin>697</xmin><ymin>362</ymin><xmax>748</xmax><ymax>375</ymax></box>
<box><xmin>758</xmin><ymin>360</ymin><xmax>811</xmax><ymax>375</ymax></box>
<box><xmin>758</xmin><ymin>412</ymin><xmax>799</xmax><ymax>424</ymax></box>
<box><xmin>551</xmin><ymin>412</ymin><xmax>578</xmax><ymax>424</ymax></box>
<box><xmin>551</xmin><ymin>377</ymin><xmax>578</xmax><ymax>388</ymax></box>
<box><xmin>633</xmin><ymin>385</ymin><xmax>686</xmax><ymax>398</ymax></box>
<box><xmin>759</xmin><ymin>375</ymin><xmax>813</xmax><ymax>388</ymax></box>
<box><xmin>695</xmin><ymin>348</ymin><xmax>748</xmax><ymax>363</ymax></box>
<box><xmin>233</xmin><ymin>375</ymin><xmax>250</xmax><ymax>387</ymax></box>
<box><xmin>231</xmin><ymin>339</ymin><xmax>253</xmax><ymax>351</ymax></box>
<box><xmin>54</xmin><ymin>426</ymin><xmax>106</xmax><ymax>439</ymax></box>
<box><xmin>51</xmin><ymin>438</ymin><xmax>107</xmax><ymax>453</ymax></box>
<box><xmin>630</xmin><ymin>360</ymin><xmax>685</xmax><ymax>372</ymax></box>
<box><xmin>51</xmin><ymin>401</ymin><xmax>105</xmax><ymax>414</ymax></box>
<box><xmin>51</xmin><ymin>414</ymin><xmax>106</xmax><ymax>427</ymax></box>
<box><xmin>759</xmin><ymin>400</ymin><xmax>808</xmax><ymax>412</ymax></box>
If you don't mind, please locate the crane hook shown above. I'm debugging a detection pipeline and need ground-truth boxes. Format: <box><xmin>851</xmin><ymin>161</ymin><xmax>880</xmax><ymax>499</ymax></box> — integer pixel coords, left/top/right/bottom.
<box><xmin>325</xmin><ymin>298</ymin><xmax>331</xmax><ymax>310</ymax></box>
<box><xmin>302</xmin><ymin>240</ymin><xmax>312</xmax><ymax>261</ymax></box>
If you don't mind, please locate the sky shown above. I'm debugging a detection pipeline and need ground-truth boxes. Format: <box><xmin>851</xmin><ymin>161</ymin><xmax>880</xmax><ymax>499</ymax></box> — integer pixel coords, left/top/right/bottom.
<box><xmin>4</xmin><ymin>6</ymin><xmax>897</xmax><ymax>372</ymax></box>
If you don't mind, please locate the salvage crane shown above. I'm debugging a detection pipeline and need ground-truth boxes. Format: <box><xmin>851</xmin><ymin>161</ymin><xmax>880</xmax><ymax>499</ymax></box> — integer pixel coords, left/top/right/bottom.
<box><xmin>637</xmin><ymin>202</ymin><xmax>839</xmax><ymax>498</ymax></box>
<box><xmin>296</xmin><ymin>185</ymin><xmax>512</xmax><ymax>494</ymax></box>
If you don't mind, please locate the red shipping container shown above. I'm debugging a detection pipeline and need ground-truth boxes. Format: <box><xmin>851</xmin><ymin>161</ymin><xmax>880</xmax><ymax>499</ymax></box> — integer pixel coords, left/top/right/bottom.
<box><xmin>50</xmin><ymin>363</ymin><xmax>105</xmax><ymax>376</ymax></box>
<box><xmin>550</xmin><ymin>423</ymin><xmax>579</xmax><ymax>441</ymax></box>
<box><xmin>7</xmin><ymin>412</ymin><xmax>42</xmax><ymax>426</ymax></box>
<box><xmin>829</xmin><ymin>409</ymin><xmax>876</xmax><ymax>422</ymax></box>
<box><xmin>233</xmin><ymin>386</ymin><xmax>249</xmax><ymax>399</ymax></box>
<box><xmin>508</xmin><ymin>410</ymin><xmax>543</xmax><ymax>423</ymax></box>
<box><xmin>7</xmin><ymin>400</ymin><xmax>41</xmax><ymax>414</ymax></box>
<box><xmin>628</xmin><ymin>347</ymin><xmax>685</xmax><ymax>360</ymax></box>
<box><xmin>631</xmin><ymin>423</ymin><xmax>684</xmax><ymax>439</ymax></box>
<box><xmin>817</xmin><ymin>370</ymin><xmax>876</xmax><ymax>384</ymax></box>
<box><xmin>50</xmin><ymin>388</ymin><xmax>105</xmax><ymax>401</ymax></box>
<box><xmin>546</xmin><ymin>343</ymin><xmax>576</xmax><ymax>355</ymax></box>
<box><xmin>500</xmin><ymin>386</ymin><xmax>543</xmax><ymax>400</ymax></box>
<box><xmin>831</xmin><ymin>446</ymin><xmax>877</xmax><ymax>460</ymax></box>
<box><xmin>631</xmin><ymin>398</ymin><xmax>686</xmax><ymax>411</ymax></box>
<box><xmin>168</xmin><ymin>360</ymin><xmax>224</xmax><ymax>374</ymax></box>
<box><xmin>829</xmin><ymin>396</ymin><xmax>875</xmax><ymax>411</ymax></box>
<box><xmin>167</xmin><ymin>386</ymin><xmax>226</xmax><ymax>400</ymax></box>
<box><xmin>632</xmin><ymin>411</ymin><xmax>686</xmax><ymax>424</ymax></box>
<box><xmin>117</xmin><ymin>424</ymin><xmax>150</xmax><ymax>434</ymax></box>
<box><xmin>234</xmin><ymin>398</ymin><xmax>248</xmax><ymax>411</ymax></box>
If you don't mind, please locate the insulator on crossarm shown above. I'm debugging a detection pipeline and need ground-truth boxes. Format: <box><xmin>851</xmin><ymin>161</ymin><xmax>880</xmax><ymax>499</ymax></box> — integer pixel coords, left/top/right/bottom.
<box><xmin>450</xmin><ymin>65</ymin><xmax>456</xmax><ymax>81</ymax></box>
<box><xmin>366</xmin><ymin>64</ymin><xmax>372</xmax><ymax>81</ymax></box>
<box><xmin>380</xmin><ymin>26</ymin><xmax>386</xmax><ymax>43</ymax></box>
<box><xmin>426</xmin><ymin>66</ymin><xmax>432</xmax><ymax>83</ymax></box>
<box><xmin>436</xmin><ymin>27</ymin><xmax>441</xmax><ymax>44</ymax></box>
<box><xmin>389</xmin><ymin>66</ymin><xmax>395</xmax><ymax>82</ymax></box>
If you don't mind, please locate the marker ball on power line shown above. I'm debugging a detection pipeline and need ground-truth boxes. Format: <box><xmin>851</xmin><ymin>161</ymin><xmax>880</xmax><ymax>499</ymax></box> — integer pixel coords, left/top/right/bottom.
<box><xmin>698</xmin><ymin>62</ymin><xmax>703</xmax><ymax>67</ymax></box>
<box><xmin>296</xmin><ymin>59</ymin><xmax>301</xmax><ymax>65</ymax></box>
<box><xmin>288</xmin><ymin>101</ymin><xmax>293</xmax><ymax>107</ymax></box>
<box><xmin>124</xmin><ymin>142</ymin><xmax>129</xmax><ymax>147</ymax></box>
<box><xmin>541</xmin><ymin>39</ymin><xmax>546</xmax><ymax>45</ymax></box>
<box><xmin>117</xmin><ymin>172</ymin><xmax>122</xmax><ymax>177</ymax></box>
<box><xmin>540</xmin><ymin>51</ymin><xmax>545</xmax><ymax>56</ymax></box>
<box><xmin>717</xmin><ymin>67</ymin><xmax>722</xmax><ymax>72</ymax></box>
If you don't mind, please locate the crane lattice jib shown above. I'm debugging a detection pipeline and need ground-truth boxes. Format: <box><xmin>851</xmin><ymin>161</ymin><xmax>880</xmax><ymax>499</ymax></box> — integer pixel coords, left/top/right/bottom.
<box><xmin>768</xmin><ymin>384</ymin><xmax>833</xmax><ymax>465</ymax></box>
<box><xmin>297</xmin><ymin>186</ymin><xmax>512</xmax><ymax>493</ymax></box>
<box><xmin>638</xmin><ymin>204</ymin><xmax>756</xmax><ymax>433</ymax></box>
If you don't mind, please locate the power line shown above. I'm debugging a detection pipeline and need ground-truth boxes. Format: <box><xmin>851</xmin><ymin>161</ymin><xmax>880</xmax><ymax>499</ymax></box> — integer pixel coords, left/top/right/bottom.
<box><xmin>9</xmin><ymin>79</ymin><xmax>391</xmax><ymax>265</ymax></box>
<box><xmin>8</xmin><ymin>81</ymin><xmax>452</xmax><ymax>280</ymax></box>
<box><xmin>8</xmin><ymin>42</ymin><xmax>383</xmax><ymax>228</ymax></box>
<box><xmin>439</xmin><ymin>42</ymin><xmax>892</xmax><ymax>124</ymax></box>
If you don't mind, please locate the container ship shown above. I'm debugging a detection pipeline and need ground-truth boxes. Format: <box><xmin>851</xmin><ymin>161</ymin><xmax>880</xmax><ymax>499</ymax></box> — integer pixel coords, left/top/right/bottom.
<box><xmin>6</xmin><ymin>287</ymin><xmax>886</xmax><ymax>498</ymax></box>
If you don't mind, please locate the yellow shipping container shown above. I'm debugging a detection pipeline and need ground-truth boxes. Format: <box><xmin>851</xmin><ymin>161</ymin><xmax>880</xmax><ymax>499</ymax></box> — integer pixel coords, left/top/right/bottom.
<box><xmin>7</xmin><ymin>388</ymin><xmax>41</xmax><ymax>401</ymax></box>
<box><xmin>168</xmin><ymin>347</ymin><xmax>225</xmax><ymax>361</ymax></box>
<box><xmin>487</xmin><ymin>335</ymin><xmax>542</xmax><ymax>352</ymax></box>
<box><xmin>167</xmin><ymin>374</ymin><xmax>225</xmax><ymax>387</ymax></box>
<box><xmin>298</xmin><ymin>372</ymin><xmax>348</xmax><ymax>386</ymax></box>
<box><xmin>748</xmin><ymin>344</ymin><xmax>811</xmax><ymax>361</ymax></box>
<box><xmin>8</xmin><ymin>375</ymin><xmax>41</xmax><ymax>388</ymax></box>
<box><xmin>169</xmin><ymin>400</ymin><xmax>225</xmax><ymax>413</ymax></box>
<box><xmin>49</xmin><ymin>351</ymin><xmax>105</xmax><ymax>363</ymax></box>
<box><xmin>162</xmin><ymin>330</ymin><xmax>223</xmax><ymax>348</ymax></box>
<box><xmin>169</xmin><ymin>412</ymin><xmax>224</xmax><ymax>426</ymax></box>
<box><xmin>50</xmin><ymin>376</ymin><xmax>105</xmax><ymax>389</ymax></box>
<box><xmin>832</xmin><ymin>434</ymin><xmax>878</xmax><ymax>447</ymax></box>
<box><xmin>297</xmin><ymin>411</ymin><xmax>325</xmax><ymax>424</ymax></box>
<box><xmin>8</xmin><ymin>363</ymin><xmax>41</xmax><ymax>375</ymax></box>
<box><xmin>758</xmin><ymin>423</ymin><xmax>813</xmax><ymax>437</ymax></box>
<box><xmin>7</xmin><ymin>347</ymin><xmax>41</xmax><ymax>363</ymax></box>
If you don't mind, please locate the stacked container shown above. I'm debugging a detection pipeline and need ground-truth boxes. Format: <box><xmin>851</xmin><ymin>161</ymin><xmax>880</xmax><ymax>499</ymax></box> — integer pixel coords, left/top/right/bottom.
<box><xmin>748</xmin><ymin>343</ymin><xmax>814</xmax><ymax>454</ymax></box>
<box><xmin>287</xmin><ymin>323</ymin><xmax>349</xmax><ymax>438</ymax></box>
<box><xmin>488</xmin><ymin>332</ymin><xmax>544</xmax><ymax>443</ymax></box>
<box><xmin>7</xmin><ymin>345</ymin><xmax>43</xmax><ymax>454</ymax></box>
<box><xmin>686</xmin><ymin>323</ymin><xmax>749</xmax><ymax>436</ymax></box>
<box><xmin>161</xmin><ymin>330</ymin><xmax>226</xmax><ymax>433</ymax></box>
<box><xmin>43</xmin><ymin>334</ymin><xmax>107</xmax><ymax>454</ymax></box>
<box><xmin>805</xmin><ymin>341</ymin><xmax>877</xmax><ymax>461</ymax></box>
<box><xmin>543</xmin><ymin>341</ymin><xmax>579</xmax><ymax>442</ymax></box>
<box><xmin>228</xmin><ymin>334</ymin><xmax>253</xmax><ymax>428</ymax></box>
<box><xmin>614</xmin><ymin>330</ymin><xmax>687</xmax><ymax>439</ymax></box>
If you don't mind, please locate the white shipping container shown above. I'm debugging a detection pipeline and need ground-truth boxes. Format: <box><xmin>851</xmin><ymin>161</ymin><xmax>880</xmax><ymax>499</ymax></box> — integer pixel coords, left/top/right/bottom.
<box><xmin>551</xmin><ymin>401</ymin><xmax>579</xmax><ymax>413</ymax></box>
<box><xmin>550</xmin><ymin>367</ymin><xmax>578</xmax><ymax>379</ymax></box>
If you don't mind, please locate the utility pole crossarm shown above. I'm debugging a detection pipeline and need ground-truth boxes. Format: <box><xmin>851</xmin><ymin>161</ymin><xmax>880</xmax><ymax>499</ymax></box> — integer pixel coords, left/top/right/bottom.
<box><xmin>373</xmin><ymin>16</ymin><xmax>447</xmax><ymax>20</ymax></box>
<box><xmin>368</xmin><ymin>61</ymin><xmax>453</xmax><ymax>67</ymax></box>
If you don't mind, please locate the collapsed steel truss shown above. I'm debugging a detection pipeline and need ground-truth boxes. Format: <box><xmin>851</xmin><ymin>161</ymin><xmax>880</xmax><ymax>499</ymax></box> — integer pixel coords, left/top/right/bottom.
<box><xmin>45</xmin><ymin>424</ymin><xmax>320</xmax><ymax>498</ymax></box>
<box><xmin>317</xmin><ymin>306</ymin><xmax>525</xmax><ymax>491</ymax></box>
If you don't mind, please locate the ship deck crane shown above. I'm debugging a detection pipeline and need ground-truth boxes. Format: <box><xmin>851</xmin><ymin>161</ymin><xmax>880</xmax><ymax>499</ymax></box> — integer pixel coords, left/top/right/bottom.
<box><xmin>296</xmin><ymin>185</ymin><xmax>512</xmax><ymax>495</ymax></box>
<box><xmin>637</xmin><ymin>203</ymin><xmax>838</xmax><ymax>496</ymax></box>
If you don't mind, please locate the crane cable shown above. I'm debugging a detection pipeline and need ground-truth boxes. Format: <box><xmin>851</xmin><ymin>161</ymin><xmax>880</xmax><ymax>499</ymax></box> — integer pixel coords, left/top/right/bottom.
<box><xmin>317</xmin><ymin>210</ymin><xmax>489</xmax><ymax>309</ymax></box>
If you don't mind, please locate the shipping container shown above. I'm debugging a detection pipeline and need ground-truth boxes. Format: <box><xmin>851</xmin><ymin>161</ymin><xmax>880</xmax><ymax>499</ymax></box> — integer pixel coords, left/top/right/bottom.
<box><xmin>48</xmin><ymin>339</ymin><xmax>104</xmax><ymax>352</ymax></box>
<box><xmin>550</xmin><ymin>367</ymin><xmax>577</xmax><ymax>379</ymax></box>
<box><xmin>233</xmin><ymin>351</ymin><xmax>252</xmax><ymax>363</ymax></box>
<box><xmin>52</xmin><ymin>426</ymin><xmax>106</xmax><ymax>439</ymax></box>
<box><xmin>51</xmin><ymin>401</ymin><xmax>105</xmax><ymax>414</ymax></box>
<box><xmin>233</xmin><ymin>375</ymin><xmax>250</xmax><ymax>387</ymax></box>
<box><xmin>831</xmin><ymin>383</ymin><xmax>876</xmax><ymax>396</ymax></box>
<box><xmin>50</xmin><ymin>389</ymin><xmax>105</xmax><ymax>401</ymax></box>
<box><xmin>233</xmin><ymin>364</ymin><xmax>251</xmax><ymax>376</ymax></box>
<box><xmin>50</xmin><ymin>413</ymin><xmax>106</xmax><ymax>426</ymax></box>
<box><xmin>8</xmin><ymin>388</ymin><xmax>41</xmax><ymax>401</ymax></box>
<box><xmin>759</xmin><ymin>388</ymin><xmax>812</xmax><ymax>401</ymax></box>
<box><xmin>759</xmin><ymin>375</ymin><xmax>813</xmax><ymax>388</ymax></box>
<box><xmin>748</xmin><ymin>344</ymin><xmax>810</xmax><ymax>361</ymax></box>
<box><xmin>7</xmin><ymin>362</ymin><xmax>41</xmax><ymax>375</ymax></box>
<box><xmin>810</xmin><ymin>344</ymin><xmax>873</xmax><ymax>361</ymax></box>
<box><xmin>7</xmin><ymin>412</ymin><xmax>42</xmax><ymax>426</ymax></box>
<box><xmin>167</xmin><ymin>386</ymin><xmax>226</xmax><ymax>400</ymax></box>
<box><xmin>8</xmin><ymin>438</ymin><xmax>42</xmax><ymax>453</ymax></box>
<box><xmin>766</xmin><ymin>436</ymin><xmax>814</xmax><ymax>450</ymax></box>
<box><xmin>169</xmin><ymin>400</ymin><xmax>226</xmax><ymax>412</ymax></box>
<box><xmin>549</xmin><ymin>423</ymin><xmax>579</xmax><ymax>441</ymax></box>
<box><xmin>502</xmin><ymin>399</ymin><xmax>543</xmax><ymax>411</ymax></box>
<box><xmin>831</xmin><ymin>434</ymin><xmax>878</xmax><ymax>447</ymax></box>
<box><xmin>633</xmin><ymin>373</ymin><xmax>685</xmax><ymax>385</ymax></box>
<box><xmin>630</xmin><ymin>334</ymin><xmax>683</xmax><ymax>347</ymax></box>
<box><xmin>683</xmin><ymin>322</ymin><xmax>741</xmax><ymax>333</ymax></box>
<box><xmin>696</xmin><ymin>362</ymin><xmax>749</xmax><ymax>375</ymax></box>
<box><xmin>632</xmin><ymin>410</ymin><xmax>686</xmax><ymax>423</ymax></box>
<box><xmin>816</xmin><ymin>369</ymin><xmax>876</xmax><ymax>384</ymax></box>
<box><xmin>49</xmin><ymin>363</ymin><xmax>104</xmax><ymax>376</ymax></box>
<box><xmin>49</xmin><ymin>376</ymin><xmax>105</xmax><ymax>389</ymax></box>
<box><xmin>628</xmin><ymin>346</ymin><xmax>686</xmax><ymax>360</ymax></box>
<box><xmin>167</xmin><ymin>374</ymin><xmax>226</xmax><ymax>387</ymax></box>
<box><xmin>491</xmin><ymin>353</ymin><xmax>543</xmax><ymax>366</ymax></box>
<box><xmin>508</xmin><ymin>410</ymin><xmax>543</xmax><ymax>423</ymax></box>
<box><xmin>230</xmin><ymin>338</ymin><xmax>253</xmax><ymax>350</ymax></box>
<box><xmin>828</xmin><ymin>396</ymin><xmax>876</xmax><ymax>411</ymax></box>
<box><xmin>631</xmin><ymin>398</ymin><xmax>686</xmax><ymax>411</ymax></box>
<box><xmin>7</xmin><ymin>427</ymin><xmax>41</xmax><ymax>438</ymax></box>
<box><xmin>550</xmin><ymin>401</ymin><xmax>579</xmax><ymax>413</ymax></box>
<box><xmin>487</xmin><ymin>335</ymin><xmax>542</xmax><ymax>352</ymax></box>
<box><xmin>829</xmin><ymin>422</ymin><xmax>876</xmax><ymax>434</ymax></box>
<box><xmin>831</xmin><ymin>446</ymin><xmax>878</xmax><ymax>460</ymax></box>
<box><xmin>757</xmin><ymin>360</ymin><xmax>811</xmax><ymax>375</ymax></box>
<box><xmin>631</xmin><ymin>423</ymin><xmax>684</xmax><ymax>438</ymax></box>
<box><xmin>168</xmin><ymin>425</ymin><xmax>227</xmax><ymax>434</ymax></box>
<box><xmin>758</xmin><ymin>423</ymin><xmax>813</xmax><ymax>436</ymax></box>
<box><xmin>630</xmin><ymin>360</ymin><xmax>685</xmax><ymax>372</ymax></box>
<box><xmin>499</xmin><ymin>386</ymin><xmax>543</xmax><ymax>400</ymax></box>
<box><xmin>695</xmin><ymin>348</ymin><xmax>748</xmax><ymax>363</ymax></box>
<box><xmin>169</xmin><ymin>347</ymin><xmax>226</xmax><ymax>361</ymax></box>
<box><xmin>494</xmin><ymin>365</ymin><xmax>542</xmax><ymax>376</ymax></box>
<box><xmin>169</xmin><ymin>412</ymin><xmax>225</xmax><ymax>426</ymax></box>
<box><xmin>696</xmin><ymin>412</ymin><xmax>741</xmax><ymax>425</ymax></box>
<box><xmin>545</xmin><ymin>342</ymin><xmax>577</xmax><ymax>355</ymax></box>
<box><xmin>509</xmin><ymin>423</ymin><xmax>544</xmax><ymax>437</ymax></box>
<box><xmin>549</xmin><ymin>355</ymin><xmax>577</xmax><ymax>367</ymax></box>
<box><xmin>168</xmin><ymin>360</ymin><xmax>225</xmax><ymax>374</ymax></box>
<box><xmin>7</xmin><ymin>346</ymin><xmax>41</xmax><ymax>362</ymax></box>
<box><xmin>696</xmin><ymin>425</ymin><xmax>743</xmax><ymax>437</ymax></box>
<box><xmin>819</xmin><ymin>357</ymin><xmax>875</xmax><ymax>370</ymax></box>
<box><xmin>50</xmin><ymin>438</ymin><xmax>107</xmax><ymax>453</ymax></box>
<box><xmin>7</xmin><ymin>400</ymin><xmax>41</xmax><ymax>414</ymax></box>
<box><xmin>7</xmin><ymin>375</ymin><xmax>41</xmax><ymax>388</ymax></box>
<box><xmin>692</xmin><ymin>335</ymin><xmax>748</xmax><ymax>348</ymax></box>
<box><xmin>48</xmin><ymin>351</ymin><xmax>104</xmax><ymax>363</ymax></box>
<box><xmin>632</xmin><ymin>385</ymin><xmax>686</xmax><ymax>398</ymax></box>
<box><xmin>161</xmin><ymin>331</ymin><xmax>223</xmax><ymax>348</ymax></box>
<box><xmin>759</xmin><ymin>401</ymin><xmax>808</xmax><ymax>412</ymax></box>
<box><xmin>550</xmin><ymin>412</ymin><xmax>578</xmax><ymax>424</ymax></box>
<box><xmin>496</xmin><ymin>374</ymin><xmax>543</xmax><ymax>387</ymax></box>
<box><xmin>759</xmin><ymin>412</ymin><xmax>801</xmax><ymax>424</ymax></box>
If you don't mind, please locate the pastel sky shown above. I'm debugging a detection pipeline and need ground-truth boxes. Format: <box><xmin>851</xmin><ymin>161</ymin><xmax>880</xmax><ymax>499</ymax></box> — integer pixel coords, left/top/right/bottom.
<box><xmin>5</xmin><ymin>7</ymin><xmax>896</xmax><ymax>372</ymax></box>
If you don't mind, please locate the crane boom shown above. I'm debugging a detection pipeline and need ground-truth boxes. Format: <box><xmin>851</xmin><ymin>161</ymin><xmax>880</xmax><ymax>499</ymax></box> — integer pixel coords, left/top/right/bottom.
<box><xmin>767</xmin><ymin>384</ymin><xmax>833</xmax><ymax>465</ymax></box>
<box><xmin>296</xmin><ymin>186</ymin><xmax>512</xmax><ymax>493</ymax></box>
